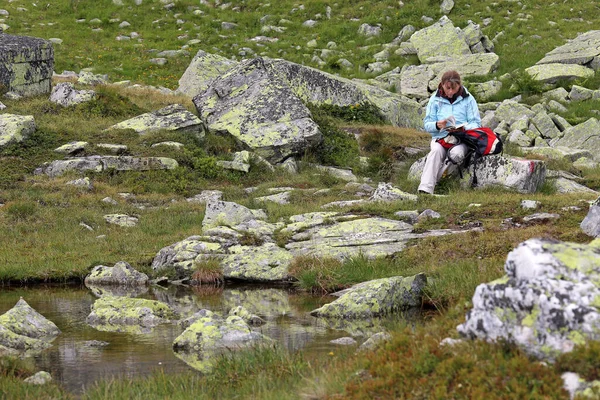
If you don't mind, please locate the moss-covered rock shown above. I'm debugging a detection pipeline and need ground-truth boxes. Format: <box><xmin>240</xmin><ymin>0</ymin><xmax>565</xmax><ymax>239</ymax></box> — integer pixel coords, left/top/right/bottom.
<box><xmin>311</xmin><ymin>274</ymin><xmax>427</xmax><ymax>319</ymax></box>
<box><xmin>222</xmin><ymin>243</ymin><xmax>293</xmax><ymax>282</ymax></box>
<box><xmin>0</xmin><ymin>34</ymin><xmax>53</xmax><ymax>96</ymax></box>
<box><xmin>35</xmin><ymin>155</ymin><xmax>179</xmax><ymax>177</ymax></box>
<box><xmin>84</xmin><ymin>261</ymin><xmax>149</xmax><ymax>286</ymax></box>
<box><xmin>177</xmin><ymin>49</ymin><xmax>238</xmax><ymax>98</ymax></box>
<box><xmin>86</xmin><ymin>296</ymin><xmax>175</xmax><ymax>333</ymax></box>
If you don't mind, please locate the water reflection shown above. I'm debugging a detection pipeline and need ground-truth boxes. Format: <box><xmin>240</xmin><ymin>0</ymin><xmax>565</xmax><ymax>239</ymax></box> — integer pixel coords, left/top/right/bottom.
<box><xmin>0</xmin><ymin>283</ymin><xmax>421</xmax><ymax>394</ymax></box>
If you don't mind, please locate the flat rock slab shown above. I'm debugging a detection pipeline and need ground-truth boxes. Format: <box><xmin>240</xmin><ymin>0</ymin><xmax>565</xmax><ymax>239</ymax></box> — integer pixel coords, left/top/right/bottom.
<box><xmin>525</xmin><ymin>63</ymin><xmax>594</xmax><ymax>84</ymax></box>
<box><xmin>194</xmin><ymin>57</ymin><xmax>322</xmax><ymax>163</ymax></box>
<box><xmin>0</xmin><ymin>34</ymin><xmax>54</xmax><ymax>96</ymax></box>
<box><xmin>109</xmin><ymin>104</ymin><xmax>204</xmax><ymax>137</ymax></box>
<box><xmin>311</xmin><ymin>274</ymin><xmax>427</xmax><ymax>319</ymax></box>
<box><xmin>221</xmin><ymin>243</ymin><xmax>293</xmax><ymax>282</ymax></box>
<box><xmin>458</xmin><ymin>238</ymin><xmax>600</xmax><ymax>360</ymax></box>
<box><xmin>552</xmin><ymin>118</ymin><xmax>600</xmax><ymax>161</ymax></box>
<box><xmin>35</xmin><ymin>155</ymin><xmax>179</xmax><ymax>177</ymax></box>
<box><xmin>177</xmin><ymin>49</ymin><xmax>238</xmax><ymax>98</ymax></box>
<box><xmin>537</xmin><ymin>30</ymin><xmax>600</xmax><ymax>65</ymax></box>
<box><xmin>0</xmin><ymin>113</ymin><xmax>36</xmax><ymax>147</ymax></box>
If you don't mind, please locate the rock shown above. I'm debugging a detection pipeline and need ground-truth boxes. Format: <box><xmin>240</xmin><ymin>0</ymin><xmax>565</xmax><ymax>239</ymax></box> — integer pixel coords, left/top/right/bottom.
<box><xmin>186</xmin><ymin>190</ymin><xmax>223</xmax><ymax>204</ymax></box>
<box><xmin>552</xmin><ymin>119</ymin><xmax>600</xmax><ymax>161</ymax></box>
<box><xmin>0</xmin><ymin>101</ymin><xmax>5</xmax><ymax>110</ymax></box>
<box><xmin>96</xmin><ymin>143</ymin><xmax>127</xmax><ymax>154</ymax></box>
<box><xmin>86</xmin><ymin>296</ymin><xmax>175</xmax><ymax>333</ymax></box>
<box><xmin>457</xmin><ymin>238</ymin><xmax>600</xmax><ymax>360</ymax></box>
<box><xmin>108</xmin><ymin>104</ymin><xmax>203</xmax><ymax>138</ymax></box>
<box><xmin>330</xmin><ymin>337</ymin><xmax>357</xmax><ymax>345</ymax></box>
<box><xmin>151</xmin><ymin>236</ymin><xmax>225</xmax><ymax>278</ymax></box>
<box><xmin>66</xmin><ymin>177</ymin><xmax>93</xmax><ymax>190</ymax></box>
<box><xmin>151</xmin><ymin>141</ymin><xmax>184</xmax><ymax>150</ymax></box>
<box><xmin>54</xmin><ymin>141</ymin><xmax>88</xmax><ymax>155</ymax></box>
<box><xmin>489</xmin><ymin>100</ymin><xmax>535</xmax><ymax>126</ymax></box>
<box><xmin>569</xmin><ymin>85</ymin><xmax>594</xmax><ymax>102</ymax></box>
<box><xmin>36</xmin><ymin>156</ymin><xmax>177</xmax><ymax>177</ymax></box>
<box><xmin>440</xmin><ymin>0</ymin><xmax>454</xmax><ymax>15</ymax></box>
<box><xmin>255</xmin><ymin>191</ymin><xmax>291</xmax><ymax>205</ymax></box>
<box><xmin>418</xmin><ymin>209</ymin><xmax>441</xmax><ymax>221</ymax></box>
<box><xmin>311</xmin><ymin>274</ymin><xmax>426</xmax><ymax>319</ymax></box>
<box><xmin>24</xmin><ymin>371</ymin><xmax>52</xmax><ymax>385</ymax></box>
<box><xmin>536</xmin><ymin>31</ymin><xmax>600</xmax><ymax>66</ymax></box>
<box><xmin>172</xmin><ymin>314</ymin><xmax>273</xmax><ymax>373</ymax></box>
<box><xmin>462</xmin><ymin>155</ymin><xmax>546</xmax><ymax>193</ymax></box>
<box><xmin>221</xmin><ymin>243</ymin><xmax>293</xmax><ymax>282</ymax></box>
<box><xmin>425</xmin><ymin>53</ymin><xmax>500</xmax><ymax>90</ymax></box>
<box><xmin>394</xmin><ymin>25</ymin><xmax>416</xmax><ymax>43</ymax></box>
<box><xmin>0</xmin><ymin>298</ymin><xmax>61</xmax><ymax>339</ymax></box>
<box><xmin>0</xmin><ymin>114</ymin><xmax>36</xmax><ymax>148</ymax></box>
<box><xmin>216</xmin><ymin>160</ymin><xmax>249</xmax><ymax>172</ymax></box>
<box><xmin>581</xmin><ymin>198</ymin><xmax>600</xmax><ymax>237</ymax></box>
<box><xmin>193</xmin><ymin>58</ymin><xmax>321</xmax><ymax>164</ymax></box>
<box><xmin>104</xmin><ymin>214</ymin><xmax>139</xmax><ymax>227</ymax></box>
<box><xmin>0</xmin><ymin>34</ymin><xmax>54</xmax><ymax>96</ymax></box>
<box><xmin>394</xmin><ymin>210</ymin><xmax>419</xmax><ymax>224</ymax></box>
<box><xmin>553</xmin><ymin>178</ymin><xmax>598</xmax><ymax>195</ymax></box>
<box><xmin>409</xmin><ymin>17</ymin><xmax>471</xmax><ymax>63</ymax></box>
<box><xmin>85</xmin><ymin>261</ymin><xmax>149</xmax><ymax>286</ymax></box>
<box><xmin>228</xmin><ymin>306</ymin><xmax>264</xmax><ymax>326</ymax></box>
<box><xmin>357</xmin><ymin>23</ymin><xmax>382</xmax><ymax>37</ymax></box>
<box><xmin>531</xmin><ymin>111</ymin><xmax>561</xmax><ymax>139</ymax></box>
<box><xmin>521</xmin><ymin>200</ymin><xmax>540</xmax><ymax>210</ymax></box>
<box><xmin>313</xmin><ymin>165</ymin><xmax>358</xmax><ymax>182</ymax></box>
<box><xmin>177</xmin><ymin>49</ymin><xmax>238</xmax><ymax>98</ymax></box>
<box><xmin>202</xmin><ymin>200</ymin><xmax>267</xmax><ymax>231</ymax></box>
<box><xmin>357</xmin><ymin>332</ymin><xmax>392</xmax><ymax>352</ymax></box>
<box><xmin>49</xmin><ymin>82</ymin><xmax>96</xmax><ymax>106</ymax></box>
<box><xmin>77</xmin><ymin>70</ymin><xmax>108</xmax><ymax>85</ymax></box>
<box><xmin>264</xmin><ymin>58</ymin><xmax>423</xmax><ymax>129</ymax></box>
<box><xmin>469</xmin><ymin>80</ymin><xmax>502</xmax><ymax>102</ymax></box>
<box><xmin>370</xmin><ymin>182</ymin><xmax>418</xmax><ymax>202</ymax></box>
<box><xmin>525</xmin><ymin>63</ymin><xmax>594</xmax><ymax>84</ymax></box>
<box><xmin>522</xmin><ymin>212</ymin><xmax>560</xmax><ymax>223</ymax></box>
<box><xmin>399</xmin><ymin>64</ymin><xmax>435</xmax><ymax>99</ymax></box>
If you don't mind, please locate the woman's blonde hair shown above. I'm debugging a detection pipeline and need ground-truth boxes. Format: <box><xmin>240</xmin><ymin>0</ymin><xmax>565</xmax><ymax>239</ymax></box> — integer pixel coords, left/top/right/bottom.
<box><xmin>441</xmin><ymin>70</ymin><xmax>462</xmax><ymax>89</ymax></box>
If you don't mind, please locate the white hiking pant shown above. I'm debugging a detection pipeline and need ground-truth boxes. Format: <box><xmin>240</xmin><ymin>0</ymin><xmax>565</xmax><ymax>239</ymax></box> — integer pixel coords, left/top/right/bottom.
<box><xmin>418</xmin><ymin>141</ymin><xmax>469</xmax><ymax>194</ymax></box>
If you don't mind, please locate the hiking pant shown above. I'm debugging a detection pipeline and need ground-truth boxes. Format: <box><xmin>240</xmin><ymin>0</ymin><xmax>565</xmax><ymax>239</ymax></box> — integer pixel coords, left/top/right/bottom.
<box><xmin>418</xmin><ymin>141</ymin><xmax>469</xmax><ymax>194</ymax></box>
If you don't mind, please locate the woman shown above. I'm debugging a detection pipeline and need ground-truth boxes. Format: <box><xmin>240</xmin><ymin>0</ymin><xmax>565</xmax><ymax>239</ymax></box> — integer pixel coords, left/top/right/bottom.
<box><xmin>418</xmin><ymin>70</ymin><xmax>481</xmax><ymax>195</ymax></box>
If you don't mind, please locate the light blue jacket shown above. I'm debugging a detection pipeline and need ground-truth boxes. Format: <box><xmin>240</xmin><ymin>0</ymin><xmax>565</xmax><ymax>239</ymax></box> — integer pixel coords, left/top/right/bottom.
<box><xmin>423</xmin><ymin>86</ymin><xmax>481</xmax><ymax>139</ymax></box>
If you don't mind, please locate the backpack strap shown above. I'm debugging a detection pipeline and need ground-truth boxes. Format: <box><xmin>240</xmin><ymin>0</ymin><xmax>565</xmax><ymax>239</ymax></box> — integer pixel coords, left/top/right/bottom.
<box><xmin>471</xmin><ymin>153</ymin><xmax>481</xmax><ymax>187</ymax></box>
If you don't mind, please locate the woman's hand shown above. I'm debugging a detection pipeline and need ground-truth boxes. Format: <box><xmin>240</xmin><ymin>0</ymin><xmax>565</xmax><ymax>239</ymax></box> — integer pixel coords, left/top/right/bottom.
<box><xmin>436</xmin><ymin>119</ymin><xmax>447</xmax><ymax>130</ymax></box>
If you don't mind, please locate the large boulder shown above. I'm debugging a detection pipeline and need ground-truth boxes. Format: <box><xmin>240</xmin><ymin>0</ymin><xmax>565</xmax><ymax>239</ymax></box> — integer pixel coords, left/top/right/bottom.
<box><xmin>49</xmin><ymin>82</ymin><xmax>96</xmax><ymax>107</ymax></box>
<box><xmin>426</xmin><ymin>53</ymin><xmax>500</xmax><ymax>91</ymax></box>
<box><xmin>462</xmin><ymin>156</ymin><xmax>547</xmax><ymax>193</ymax></box>
<box><xmin>86</xmin><ymin>296</ymin><xmax>175</xmax><ymax>333</ymax></box>
<box><xmin>310</xmin><ymin>274</ymin><xmax>427</xmax><ymax>319</ymax></box>
<box><xmin>202</xmin><ymin>200</ymin><xmax>267</xmax><ymax>231</ymax></box>
<box><xmin>264</xmin><ymin>58</ymin><xmax>423</xmax><ymax>129</ymax></box>
<box><xmin>0</xmin><ymin>34</ymin><xmax>53</xmax><ymax>96</ymax></box>
<box><xmin>409</xmin><ymin>17</ymin><xmax>471</xmax><ymax>63</ymax></box>
<box><xmin>581</xmin><ymin>197</ymin><xmax>600</xmax><ymax>238</ymax></box>
<box><xmin>177</xmin><ymin>50</ymin><xmax>238</xmax><ymax>98</ymax></box>
<box><xmin>193</xmin><ymin>57</ymin><xmax>322</xmax><ymax>163</ymax></box>
<box><xmin>0</xmin><ymin>113</ymin><xmax>36</xmax><ymax>147</ymax></box>
<box><xmin>552</xmin><ymin>118</ymin><xmax>600</xmax><ymax>161</ymax></box>
<box><xmin>35</xmin><ymin>155</ymin><xmax>179</xmax><ymax>177</ymax></box>
<box><xmin>108</xmin><ymin>104</ymin><xmax>204</xmax><ymax>137</ymax></box>
<box><xmin>458</xmin><ymin>238</ymin><xmax>600</xmax><ymax>360</ymax></box>
<box><xmin>152</xmin><ymin>236</ymin><xmax>225</xmax><ymax>277</ymax></box>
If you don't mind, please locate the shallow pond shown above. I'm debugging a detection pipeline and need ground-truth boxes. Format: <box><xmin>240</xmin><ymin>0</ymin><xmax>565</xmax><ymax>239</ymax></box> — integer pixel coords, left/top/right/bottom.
<box><xmin>0</xmin><ymin>283</ymin><xmax>419</xmax><ymax>394</ymax></box>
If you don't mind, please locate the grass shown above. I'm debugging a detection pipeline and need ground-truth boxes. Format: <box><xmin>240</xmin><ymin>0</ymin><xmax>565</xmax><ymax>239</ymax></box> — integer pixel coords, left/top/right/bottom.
<box><xmin>1</xmin><ymin>0</ymin><xmax>600</xmax><ymax>397</ymax></box>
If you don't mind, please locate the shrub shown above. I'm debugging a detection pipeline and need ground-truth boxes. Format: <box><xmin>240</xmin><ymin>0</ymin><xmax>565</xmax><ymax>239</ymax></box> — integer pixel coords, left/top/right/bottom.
<box><xmin>509</xmin><ymin>69</ymin><xmax>545</xmax><ymax>97</ymax></box>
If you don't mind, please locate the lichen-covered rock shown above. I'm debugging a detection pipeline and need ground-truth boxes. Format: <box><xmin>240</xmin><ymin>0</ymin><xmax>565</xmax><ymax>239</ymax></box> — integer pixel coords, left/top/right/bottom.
<box><xmin>254</xmin><ymin>191</ymin><xmax>291</xmax><ymax>204</ymax></box>
<box><xmin>0</xmin><ymin>34</ymin><xmax>53</xmax><ymax>96</ymax></box>
<box><xmin>172</xmin><ymin>314</ymin><xmax>273</xmax><ymax>372</ymax></box>
<box><xmin>54</xmin><ymin>141</ymin><xmax>88</xmax><ymax>155</ymax></box>
<box><xmin>24</xmin><ymin>371</ymin><xmax>52</xmax><ymax>385</ymax></box>
<box><xmin>426</xmin><ymin>53</ymin><xmax>500</xmax><ymax>91</ymax></box>
<box><xmin>370</xmin><ymin>182</ymin><xmax>418</xmax><ymax>202</ymax></box>
<box><xmin>310</xmin><ymin>274</ymin><xmax>427</xmax><ymax>319</ymax></box>
<box><xmin>357</xmin><ymin>332</ymin><xmax>392</xmax><ymax>352</ymax></box>
<box><xmin>194</xmin><ymin>57</ymin><xmax>321</xmax><ymax>163</ymax></box>
<box><xmin>581</xmin><ymin>198</ymin><xmax>600</xmax><ymax>237</ymax></box>
<box><xmin>35</xmin><ymin>155</ymin><xmax>179</xmax><ymax>177</ymax></box>
<box><xmin>279</xmin><ymin>211</ymin><xmax>340</xmax><ymax>235</ymax></box>
<box><xmin>109</xmin><ymin>104</ymin><xmax>204</xmax><ymax>138</ymax></box>
<box><xmin>264</xmin><ymin>58</ymin><xmax>423</xmax><ymax>129</ymax></box>
<box><xmin>85</xmin><ymin>261</ymin><xmax>149</xmax><ymax>286</ymax></box>
<box><xmin>0</xmin><ymin>298</ymin><xmax>60</xmax><ymax>339</ymax></box>
<box><xmin>399</xmin><ymin>64</ymin><xmax>435</xmax><ymax>99</ymax></box>
<box><xmin>49</xmin><ymin>82</ymin><xmax>96</xmax><ymax>107</ymax></box>
<box><xmin>0</xmin><ymin>113</ymin><xmax>36</xmax><ymax>147</ymax></box>
<box><xmin>494</xmin><ymin>101</ymin><xmax>535</xmax><ymax>126</ymax></box>
<box><xmin>536</xmin><ymin>31</ymin><xmax>600</xmax><ymax>66</ymax></box>
<box><xmin>469</xmin><ymin>80</ymin><xmax>502</xmax><ymax>102</ymax></box>
<box><xmin>151</xmin><ymin>236</ymin><xmax>225</xmax><ymax>277</ymax></box>
<box><xmin>461</xmin><ymin>155</ymin><xmax>547</xmax><ymax>193</ymax></box>
<box><xmin>221</xmin><ymin>243</ymin><xmax>293</xmax><ymax>282</ymax></box>
<box><xmin>202</xmin><ymin>200</ymin><xmax>267</xmax><ymax>231</ymax></box>
<box><xmin>104</xmin><ymin>214</ymin><xmax>138</xmax><ymax>227</ymax></box>
<box><xmin>553</xmin><ymin>178</ymin><xmax>598</xmax><ymax>195</ymax></box>
<box><xmin>0</xmin><ymin>324</ymin><xmax>51</xmax><ymax>353</ymax></box>
<box><xmin>525</xmin><ymin>63</ymin><xmax>594</xmax><ymax>84</ymax></box>
<box><xmin>177</xmin><ymin>49</ymin><xmax>238</xmax><ymax>98</ymax></box>
<box><xmin>552</xmin><ymin>118</ymin><xmax>600</xmax><ymax>161</ymax></box>
<box><xmin>457</xmin><ymin>238</ymin><xmax>600</xmax><ymax>360</ymax></box>
<box><xmin>77</xmin><ymin>71</ymin><xmax>108</xmax><ymax>85</ymax></box>
<box><xmin>312</xmin><ymin>165</ymin><xmax>358</xmax><ymax>182</ymax></box>
<box><xmin>86</xmin><ymin>296</ymin><xmax>175</xmax><ymax>333</ymax></box>
<box><xmin>409</xmin><ymin>17</ymin><xmax>471</xmax><ymax>63</ymax></box>
<box><xmin>221</xmin><ymin>288</ymin><xmax>292</xmax><ymax>320</ymax></box>
<box><xmin>228</xmin><ymin>306</ymin><xmax>264</xmax><ymax>326</ymax></box>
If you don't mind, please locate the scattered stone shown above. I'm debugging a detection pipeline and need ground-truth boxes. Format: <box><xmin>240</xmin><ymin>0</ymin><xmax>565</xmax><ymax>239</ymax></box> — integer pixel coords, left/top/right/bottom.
<box><xmin>66</xmin><ymin>177</ymin><xmax>93</xmax><ymax>190</ymax></box>
<box><xmin>0</xmin><ymin>114</ymin><xmax>36</xmax><ymax>148</ymax></box>
<box><xmin>104</xmin><ymin>214</ymin><xmax>139</xmax><ymax>227</ymax></box>
<box><xmin>357</xmin><ymin>332</ymin><xmax>392</xmax><ymax>352</ymax></box>
<box><xmin>186</xmin><ymin>190</ymin><xmax>223</xmax><ymax>204</ymax></box>
<box><xmin>330</xmin><ymin>337</ymin><xmax>357</xmax><ymax>345</ymax></box>
<box><xmin>85</xmin><ymin>261</ymin><xmax>149</xmax><ymax>286</ymax></box>
<box><xmin>108</xmin><ymin>104</ymin><xmax>203</xmax><ymax>137</ymax></box>
<box><xmin>521</xmin><ymin>200</ymin><xmax>540</xmax><ymax>209</ymax></box>
<box><xmin>24</xmin><ymin>371</ymin><xmax>52</xmax><ymax>385</ymax></box>
<box><xmin>54</xmin><ymin>141</ymin><xmax>88</xmax><ymax>155</ymax></box>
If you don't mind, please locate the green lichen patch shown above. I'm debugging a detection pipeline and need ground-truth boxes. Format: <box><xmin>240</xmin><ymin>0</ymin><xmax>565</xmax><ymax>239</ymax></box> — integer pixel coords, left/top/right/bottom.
<box><xmin>0</xmin><ymin>298</ymin><xmax>60</xmax><ymax>339</ymax></box>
